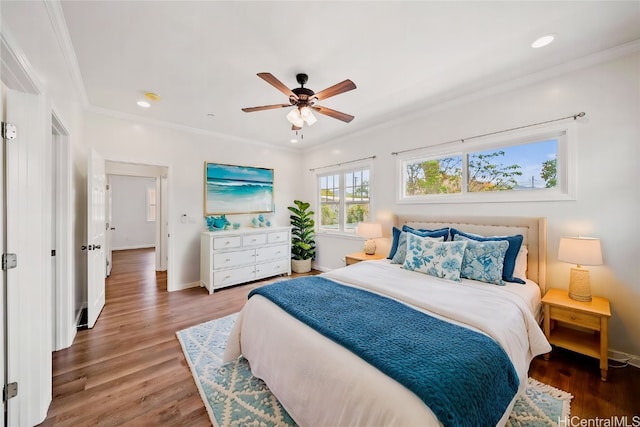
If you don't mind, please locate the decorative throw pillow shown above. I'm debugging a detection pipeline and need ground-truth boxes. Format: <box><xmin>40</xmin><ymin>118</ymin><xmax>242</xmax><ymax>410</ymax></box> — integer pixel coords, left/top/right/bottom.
<box><xmin>388</xmin><ymin>226</ymin><xmax>449</xmax><ymax>260</ymax></box>
<box><xmin>449</xmin><ymin>228</ymin><xmax>525</xmax><ymax>284</ymax></box>
<box><xmin>403</xmin><ymin>233</ymin><xmax>467</xmax><ymax>282</ymax></box>
<box><xmin>391</xmin><ymin>231</ymin><xmax>444</xmax><ymax>265</ymax></box>
<box><xmin>401</xmin><ymin>225</ymin><xmax>450</xmax><ymax>241</ymax></box>
<box><xmin>514</xmin><ymin>245</ymin><xmax>528</xmax><ymax>280</ymax></box>
<box><xmin>454</xmin><ymin>236</ymin><xmax>508</xmax><ymax>285</ymax></box>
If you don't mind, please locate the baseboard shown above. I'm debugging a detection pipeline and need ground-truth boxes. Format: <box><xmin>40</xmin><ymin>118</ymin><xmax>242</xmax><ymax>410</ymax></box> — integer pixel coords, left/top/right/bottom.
<box><xmin>311</xmin><ymin>263</ymin><xmax>332</xmax><ymax>273</ymax></box>
<box><xmin>170</xmin><ymin>281</ymin><xmax>201</xmax><ymax>292</ymax></box>
<box><xmin>113</xmin><ymin>245</ymin><xmax>156</xmax><ymax>251</ymax></box>
<box><xmin>608</xmin><ymin>349</ymin><xmax>640</xmax><ymax>368</ymax></box>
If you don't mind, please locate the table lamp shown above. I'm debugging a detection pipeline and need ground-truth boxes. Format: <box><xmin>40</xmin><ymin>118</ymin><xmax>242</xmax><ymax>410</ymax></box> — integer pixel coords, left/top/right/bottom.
<box><xmin>558</xmin><ymin>236</ymin><xmax>603</xmax><ymax>302</ymax></box>
<box><xmin>357</xmin><ymin>222</ymin><xmax>383</xmax><ymax>255</ymax></box>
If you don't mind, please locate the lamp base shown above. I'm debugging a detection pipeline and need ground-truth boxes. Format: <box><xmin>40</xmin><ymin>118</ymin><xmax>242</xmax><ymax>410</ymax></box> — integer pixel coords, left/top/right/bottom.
<box><xmin>568</xmin><ymin>267</ymin><xmax>592</xmax><ymax>302</ymax></box>
<box><xmin>363</xmin><ymin>239</ymin><xmax>376</xmax><ymax>255</ymax></box>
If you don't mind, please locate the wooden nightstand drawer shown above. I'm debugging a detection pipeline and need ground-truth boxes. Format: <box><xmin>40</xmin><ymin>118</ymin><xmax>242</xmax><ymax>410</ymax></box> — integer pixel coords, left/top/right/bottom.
<box><xmin>549</xmin><ymin>306</ymin><xmax>601</xmax><ymax>330</ymax></box>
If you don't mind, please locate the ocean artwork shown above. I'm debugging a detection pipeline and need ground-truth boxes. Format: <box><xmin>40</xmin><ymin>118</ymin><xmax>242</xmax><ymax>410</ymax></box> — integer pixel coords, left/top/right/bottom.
<box><xmin>205</xmin><ymin>163</ymin><xmax>274</xmax><ymax>215</ymax></box>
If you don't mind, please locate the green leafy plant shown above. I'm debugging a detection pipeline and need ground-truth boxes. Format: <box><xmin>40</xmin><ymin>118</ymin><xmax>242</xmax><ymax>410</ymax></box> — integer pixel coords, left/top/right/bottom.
<box><xmin>288</xmin><ymin>200</ymin><xmax>316</xmax><ymax>261</ymax></box>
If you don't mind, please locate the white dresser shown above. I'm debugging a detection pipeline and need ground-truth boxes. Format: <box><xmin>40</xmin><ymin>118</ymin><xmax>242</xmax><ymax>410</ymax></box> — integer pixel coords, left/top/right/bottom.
<box><xmin>200</xmin><ymin>226</ymin><xmax>291</xmax><ymax>294</ymax></box>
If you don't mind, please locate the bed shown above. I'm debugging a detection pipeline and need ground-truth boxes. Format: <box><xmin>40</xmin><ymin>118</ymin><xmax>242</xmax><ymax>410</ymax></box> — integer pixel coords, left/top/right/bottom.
<box><xmin>224</xmin><ymin>215</ymin><xmax>551</xmax><ymax>426</ymax></box>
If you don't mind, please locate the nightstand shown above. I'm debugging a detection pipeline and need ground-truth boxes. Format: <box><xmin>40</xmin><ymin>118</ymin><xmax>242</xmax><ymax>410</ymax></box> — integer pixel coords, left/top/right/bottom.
<box><xmin>542</xmin><ymin>288</ymin><xmax>611</xmax><ymax>381</ymax></box>
<box><xmin>345</xmin><ymin>252</ymin><xmax>386</xmax><ymax>265</ymax></box>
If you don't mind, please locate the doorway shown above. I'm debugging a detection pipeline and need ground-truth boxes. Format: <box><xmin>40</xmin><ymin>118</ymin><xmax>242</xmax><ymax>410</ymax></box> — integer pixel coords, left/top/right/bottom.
<box><xmin>104</xmin><ymin>161</ymin><xmax>169</xmax><ymax>288</ymax></box>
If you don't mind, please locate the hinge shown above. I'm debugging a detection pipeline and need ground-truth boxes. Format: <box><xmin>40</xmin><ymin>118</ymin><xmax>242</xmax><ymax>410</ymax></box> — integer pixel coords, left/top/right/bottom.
<box><xmin>2</xmin><ymin>253</ymin><xmax>17</xmax><ymax>270</ymax></box>
<box><xmin>51</xmin><ymin>249</ymin><xmax>56</xmax><ymax>257</ymax></box>
<box><xmin>3</xmin><ymin>382</ymin><xmax>18</xmax><ymax>402</ymax></box>
<box><xmin>2</xmin><ymin>122</ymin><xmax>17</xmax><ymax>140</ymax></box>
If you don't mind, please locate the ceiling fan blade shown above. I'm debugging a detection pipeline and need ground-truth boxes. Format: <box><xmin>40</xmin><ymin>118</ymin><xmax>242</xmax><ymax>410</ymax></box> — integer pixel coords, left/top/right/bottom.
<box><xmin>313</xmin><ymin>79</ymin><xmax>356</xmax><ymax>101</ymax></box>
<box><xmin>312</xmin><ymin>105</ymin><xmax>354</xmax><ymax>123</ymax></box>
<box><xmin>242</xmin><ymin>104</ymin><xmax>292</xmax><ymax>113</ymax></box>
<box><xmin>257</xmin><ymin>73</ymin><xmax>298</xmax><ymax>100</ymax></box>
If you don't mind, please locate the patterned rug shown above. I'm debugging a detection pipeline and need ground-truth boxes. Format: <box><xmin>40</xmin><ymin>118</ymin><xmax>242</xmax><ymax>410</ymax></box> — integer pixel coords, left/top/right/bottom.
<box><xmin>176</xmin><ymin>313</ymin><xmax>572</xmax><ymax>427</ymax></box>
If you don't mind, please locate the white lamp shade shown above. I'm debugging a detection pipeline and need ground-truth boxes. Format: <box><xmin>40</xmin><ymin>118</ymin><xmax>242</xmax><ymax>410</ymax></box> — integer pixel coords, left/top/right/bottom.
<box><xmin>558</xmin><ymin>237</ymin><xmax>603</xmax><ymax>266</ymax></box>
<box><xmin>286</xmin><ymin>108</ymin><xmax>302</xmax><ymax>124</ymax></box>
<box><xmin>304</xmin><ymin>111</ymin><xmax>317</xmax><ymax>126</ymax></box>
<box><xmin>356</xmin><ymin>222</ymin><xmax>383</xmax><ymax>239</ymax></box>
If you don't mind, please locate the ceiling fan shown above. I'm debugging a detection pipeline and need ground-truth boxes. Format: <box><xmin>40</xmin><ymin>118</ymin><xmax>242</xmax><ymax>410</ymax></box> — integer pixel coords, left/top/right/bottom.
<box><xmin>242</xmin><ymin>73</ymin><xmax>356</xmax><ymax>130</ymax></box>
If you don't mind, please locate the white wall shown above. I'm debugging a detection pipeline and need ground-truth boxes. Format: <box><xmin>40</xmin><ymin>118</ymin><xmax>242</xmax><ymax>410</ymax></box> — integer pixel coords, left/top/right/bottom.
<box><xmin>302</xmin><ymin>52</ymin><xmax>640</xmax><ymax>357</ymax></box>
<box><xmin>84</xmin><ymin>111</ymin><xmax>303</xmax><ymax>289</ymax></box>
<box><xmin>110</xmin><ymin>175</ymin><xmax>156</xmax><ymax>250</ymax></box>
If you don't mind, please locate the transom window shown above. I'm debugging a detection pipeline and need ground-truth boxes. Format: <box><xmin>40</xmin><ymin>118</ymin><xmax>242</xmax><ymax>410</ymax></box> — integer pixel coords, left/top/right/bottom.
<box><xmin>398</xmin><ymin>126</ymin><xmax>575</xmax><ymax>203</ymax></box>
<box><xmin>319</xmin><ymin>167</ymin><xmax>371</xmax><ymax>233</ymax></box>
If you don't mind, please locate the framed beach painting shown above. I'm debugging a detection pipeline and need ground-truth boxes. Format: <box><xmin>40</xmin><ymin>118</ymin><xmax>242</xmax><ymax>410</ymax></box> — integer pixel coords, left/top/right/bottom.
<box><xmin>204</xmin><ymin>162</ymin><xmax>274</xmax><ymax>215</ymax></box>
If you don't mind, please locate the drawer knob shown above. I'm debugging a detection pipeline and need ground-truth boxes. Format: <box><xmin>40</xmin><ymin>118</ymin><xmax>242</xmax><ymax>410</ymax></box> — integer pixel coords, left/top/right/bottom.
<box><xmin>224</xmin><ymin>275</ymin><xmax>231</xmax><ymax>279</ymax></box>
<box><xmin>225</xmin><ymin>258</ymin><xmax>231</xmax><ymax>262</ymax></box>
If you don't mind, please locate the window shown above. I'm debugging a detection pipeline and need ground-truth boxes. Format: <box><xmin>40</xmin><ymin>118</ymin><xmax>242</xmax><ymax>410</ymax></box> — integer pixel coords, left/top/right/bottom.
<box><xmin>146</xmin><ymin>186</ymin><xmax>157</xmax><ymax>222</ymax></box>
<box><xmin>319</xmin><ymin>167</ymin><xmax>371</xmax><ymax>233</ymax></box>
<box><xmin>398</xmin><ymin>125</ymin><xmax>575</xmax><ymax>203</ymax></box>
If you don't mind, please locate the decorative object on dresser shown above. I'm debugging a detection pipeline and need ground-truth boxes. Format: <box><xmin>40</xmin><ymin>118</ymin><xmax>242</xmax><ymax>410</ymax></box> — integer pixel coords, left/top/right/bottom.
<box><xmin>287</xmin><ymin>200</ymin><xmax>315</xmax><ymax>273</ymax></box>
<box><xmin>542</xmin><ymin>288</ymin><xmax>611</xmax><ymax>381</ymax></box>
<box><xmin>345</xmin><ymin>252</ymin><xmax>386</xmax><ymax>266</ymax></box>
<box><xmin>200</xmin><ymin>227</ymin><xmax>291</xmax><ymax>293</ymax></box>
<box><xmin>204</xmin><ymin>162</ymin><xmax>274</xmax><ymax>215</ymax></box>
<box><xmin>356</xmin><ymin>222</ymin><xmax>383</xmax><ymax>255</ymax></box>
<box><xmin>558</xmin><ymin>236</ymin><xmax>603</xmax><ymax>302</ymax></box>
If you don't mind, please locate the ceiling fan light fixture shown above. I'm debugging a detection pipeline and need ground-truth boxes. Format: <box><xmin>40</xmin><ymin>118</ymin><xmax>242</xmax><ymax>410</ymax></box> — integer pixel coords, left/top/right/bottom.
<box><xmin>286</xmin><ymin>108</ymin><xmax>304</xmax><ymax>127</ymax></box>
<box><xmin>304</xmin><ymin>111</ymin><xmax>317</xmax><ymax>126</ymax></box>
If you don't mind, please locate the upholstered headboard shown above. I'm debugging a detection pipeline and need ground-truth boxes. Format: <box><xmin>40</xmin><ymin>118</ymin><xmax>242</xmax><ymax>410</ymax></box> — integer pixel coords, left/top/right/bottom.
<box><xmin>395</xmin><ymin>215</ymin><xmax>547</xmax><ymax>292</ymax></box>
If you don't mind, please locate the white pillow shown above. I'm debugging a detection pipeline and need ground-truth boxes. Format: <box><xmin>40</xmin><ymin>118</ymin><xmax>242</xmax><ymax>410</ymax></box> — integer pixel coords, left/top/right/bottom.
<box><xmin>514</xmin><ymin>245</ymin><xmax>528</xmax><ymax>280</ymax></box>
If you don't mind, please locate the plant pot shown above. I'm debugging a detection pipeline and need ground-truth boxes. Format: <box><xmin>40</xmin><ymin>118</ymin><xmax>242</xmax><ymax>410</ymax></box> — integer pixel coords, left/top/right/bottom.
<box><xmin>291</xmin><ymin>258</ymin><xmax>312</xmax><ymax>274</ymax></box>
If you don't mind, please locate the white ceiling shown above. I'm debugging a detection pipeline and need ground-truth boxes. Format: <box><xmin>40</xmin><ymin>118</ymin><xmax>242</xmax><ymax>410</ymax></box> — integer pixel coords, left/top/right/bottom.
<box><xmin>59</xmin><ymin>1</ymin><xmax>640</xmax><ymax>149</ymax></box>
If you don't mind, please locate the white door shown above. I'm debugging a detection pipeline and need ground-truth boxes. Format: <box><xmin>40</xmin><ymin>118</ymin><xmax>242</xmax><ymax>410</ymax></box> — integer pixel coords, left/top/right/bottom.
<box><xmin>105</xmin><ymin>175</ymin><xmax>113</xmax><ymax>277</ymax></box>
<box><xmin>1</xmin><ymin>82</ymin><xmax>6</xmax><ymax>427</ymax></box>
<box><xmin>4</xmin><ymin>88</ymin><xmax>52</xmax><ymax>426</ymax></box>
<box><xmin>87</xmin><ymin>149</ymin><xmax>106</xmax><ymax>328</ymax></box>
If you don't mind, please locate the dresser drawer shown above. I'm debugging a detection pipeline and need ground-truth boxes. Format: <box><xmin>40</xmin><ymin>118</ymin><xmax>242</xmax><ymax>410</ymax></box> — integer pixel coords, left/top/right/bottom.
<box><xmin>213</xmin><ymin>249</ymin><xmax>255</xmax><ymax>268</ymax></box>
<box><xmin>213</xmin><ymin>265</ymin><xmax>255</xmax><ymax>287</ymax></box>
<box><xmin>212</xmin><ymin>236</ymin><xmax>241</xmax><ymax>250</ymax></box>
<box><xmin>243</xmin><ymin>233</ymin><xmax>267</xmax><ymax>246</ymax></box>
<box><xmin>255</xmin><ymin>260</ymin><xmax>289</xmax><ymax>278</ymax></box>
<box><xmin>256</xmin><ymin>244</ymin><xmax>289</xmax><ymax>262</ymax></box>
<box><xmin>550</xmin><ymin>306</ymin><xmax>601</xmax><ymax>330</ymax></box>
<box><xmin>268</xmin><ymin>231</ymin><xmax>289</xmax><ymax>244</ymax></box>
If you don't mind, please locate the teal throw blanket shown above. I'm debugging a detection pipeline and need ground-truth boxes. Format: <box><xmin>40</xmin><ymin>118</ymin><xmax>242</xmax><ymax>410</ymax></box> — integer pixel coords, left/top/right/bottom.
<box><xmin>249</xmin><ymin>276</ymin><xmax>519</xmax><ymax>427</ymax></box>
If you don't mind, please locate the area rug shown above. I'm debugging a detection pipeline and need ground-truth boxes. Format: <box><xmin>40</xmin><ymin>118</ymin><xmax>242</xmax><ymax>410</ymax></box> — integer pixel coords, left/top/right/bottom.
<box><xmin>177</xmin><ymin>313</ymin><xmax>572</xmax><ymax>427</ymax></box>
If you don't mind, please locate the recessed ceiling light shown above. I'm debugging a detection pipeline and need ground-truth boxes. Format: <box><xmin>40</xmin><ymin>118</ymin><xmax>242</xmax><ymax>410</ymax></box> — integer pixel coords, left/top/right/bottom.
<box><xmin>137</xmin><ymin>100</ymin><xmax>151</xmax><ymax>108</ymax></box>
<box><xmin>531</xmin><ymin>34</ymin><xmax>556</xmax><ymax>49</ymax></box>
<box><xmin>290</xmin><ymin>138</ymin><xmax>298</xmax><ymax>143</ymax></box>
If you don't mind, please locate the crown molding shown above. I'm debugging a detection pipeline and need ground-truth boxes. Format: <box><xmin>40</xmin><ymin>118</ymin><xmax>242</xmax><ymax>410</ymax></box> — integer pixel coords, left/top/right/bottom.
<box><xmin>0</xmin><ymin>21</ymin><xmax>44</xmax><ymax>94</ymax></box>
<box><xmin>43</xmin><ymin>0</ymin><xmax>90</xmax><ymax>108</ymax></box>
<box><xmin>86</xmin><ymin>106</ymin><xmax>300</xmax><ymax>154</ymax></box>
<box><xmin>304</xmin><ymin>38</ymin><xmax>640</xmax><ymax>154</ymax></box>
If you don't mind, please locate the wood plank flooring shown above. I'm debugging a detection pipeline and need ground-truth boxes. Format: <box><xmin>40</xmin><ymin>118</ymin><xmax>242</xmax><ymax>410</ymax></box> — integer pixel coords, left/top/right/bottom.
<box><xmin>40</xmin><ymin>248</ymin><xmax>639</xmax><ymax>425</ymax></box>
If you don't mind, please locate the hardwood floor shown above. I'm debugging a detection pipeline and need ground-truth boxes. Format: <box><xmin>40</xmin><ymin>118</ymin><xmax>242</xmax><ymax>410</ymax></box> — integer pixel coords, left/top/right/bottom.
<box><xmin>41</xmin><ymin>248</ymin><xmax>639</xmax><ymax>425</ymax></box>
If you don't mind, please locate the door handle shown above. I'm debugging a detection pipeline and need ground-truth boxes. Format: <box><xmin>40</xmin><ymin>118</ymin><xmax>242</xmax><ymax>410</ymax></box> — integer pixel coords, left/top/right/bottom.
<box><xmin>95</xmin><ymin>245</ymin><xmax>101</xmax><ymax>250</ymax></box>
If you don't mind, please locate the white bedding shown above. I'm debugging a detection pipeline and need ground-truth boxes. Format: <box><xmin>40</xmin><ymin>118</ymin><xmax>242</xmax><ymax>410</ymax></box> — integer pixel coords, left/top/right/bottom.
<box><xmin>224</xmin><ymin>260</ymin><xmax>551</xmax><ymax>427</ymax></box>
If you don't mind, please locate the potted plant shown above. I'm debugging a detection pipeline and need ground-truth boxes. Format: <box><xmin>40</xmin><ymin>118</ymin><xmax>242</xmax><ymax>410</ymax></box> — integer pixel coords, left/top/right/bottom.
<box><xmin>288</xmin><ymin>200</ymin><xmax>316</xmax><ymax>273</ymax></box>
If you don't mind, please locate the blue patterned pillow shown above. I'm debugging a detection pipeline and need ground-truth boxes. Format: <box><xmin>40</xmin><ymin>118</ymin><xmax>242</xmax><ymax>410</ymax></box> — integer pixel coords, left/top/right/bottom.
<box><xmin>454</xmin><ymin>236</ymin><xmax>508</xmax><ymax>285</ymax></box>
<box><xmin>401</xmin><ymin>225</ymin><xmax>450</xmax><ymax>241</ymax></box>
<box><xmin>450</xmin><ymin>228</ymin><xmax>525</xmax><ymax>284</ymax></box>
<box><xmin>403</xmin><ymin>233</ymin><xmax>467</xmax><ymax>282</ymax></box>
<box><xmin>388</xmin><ymin>226</ymin><xmax>449</xmax><ymax>261</ymax></box>
<box><xmin>391</xmin><ymin>231</ymin><xmax>444</xmax><ymax>264</ymax></box>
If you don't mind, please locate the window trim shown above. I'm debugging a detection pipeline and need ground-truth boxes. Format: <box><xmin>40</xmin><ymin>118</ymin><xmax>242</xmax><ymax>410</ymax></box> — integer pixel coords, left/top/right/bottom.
<box><xmin>317</xmin><ymin>161</ymin><xmax>374</xmax><ymax>235</ymax></box>
<box><xmin>396</xmin><ymin>122</ymin><xmax>577</xmax><ymax>204</ymax></box>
